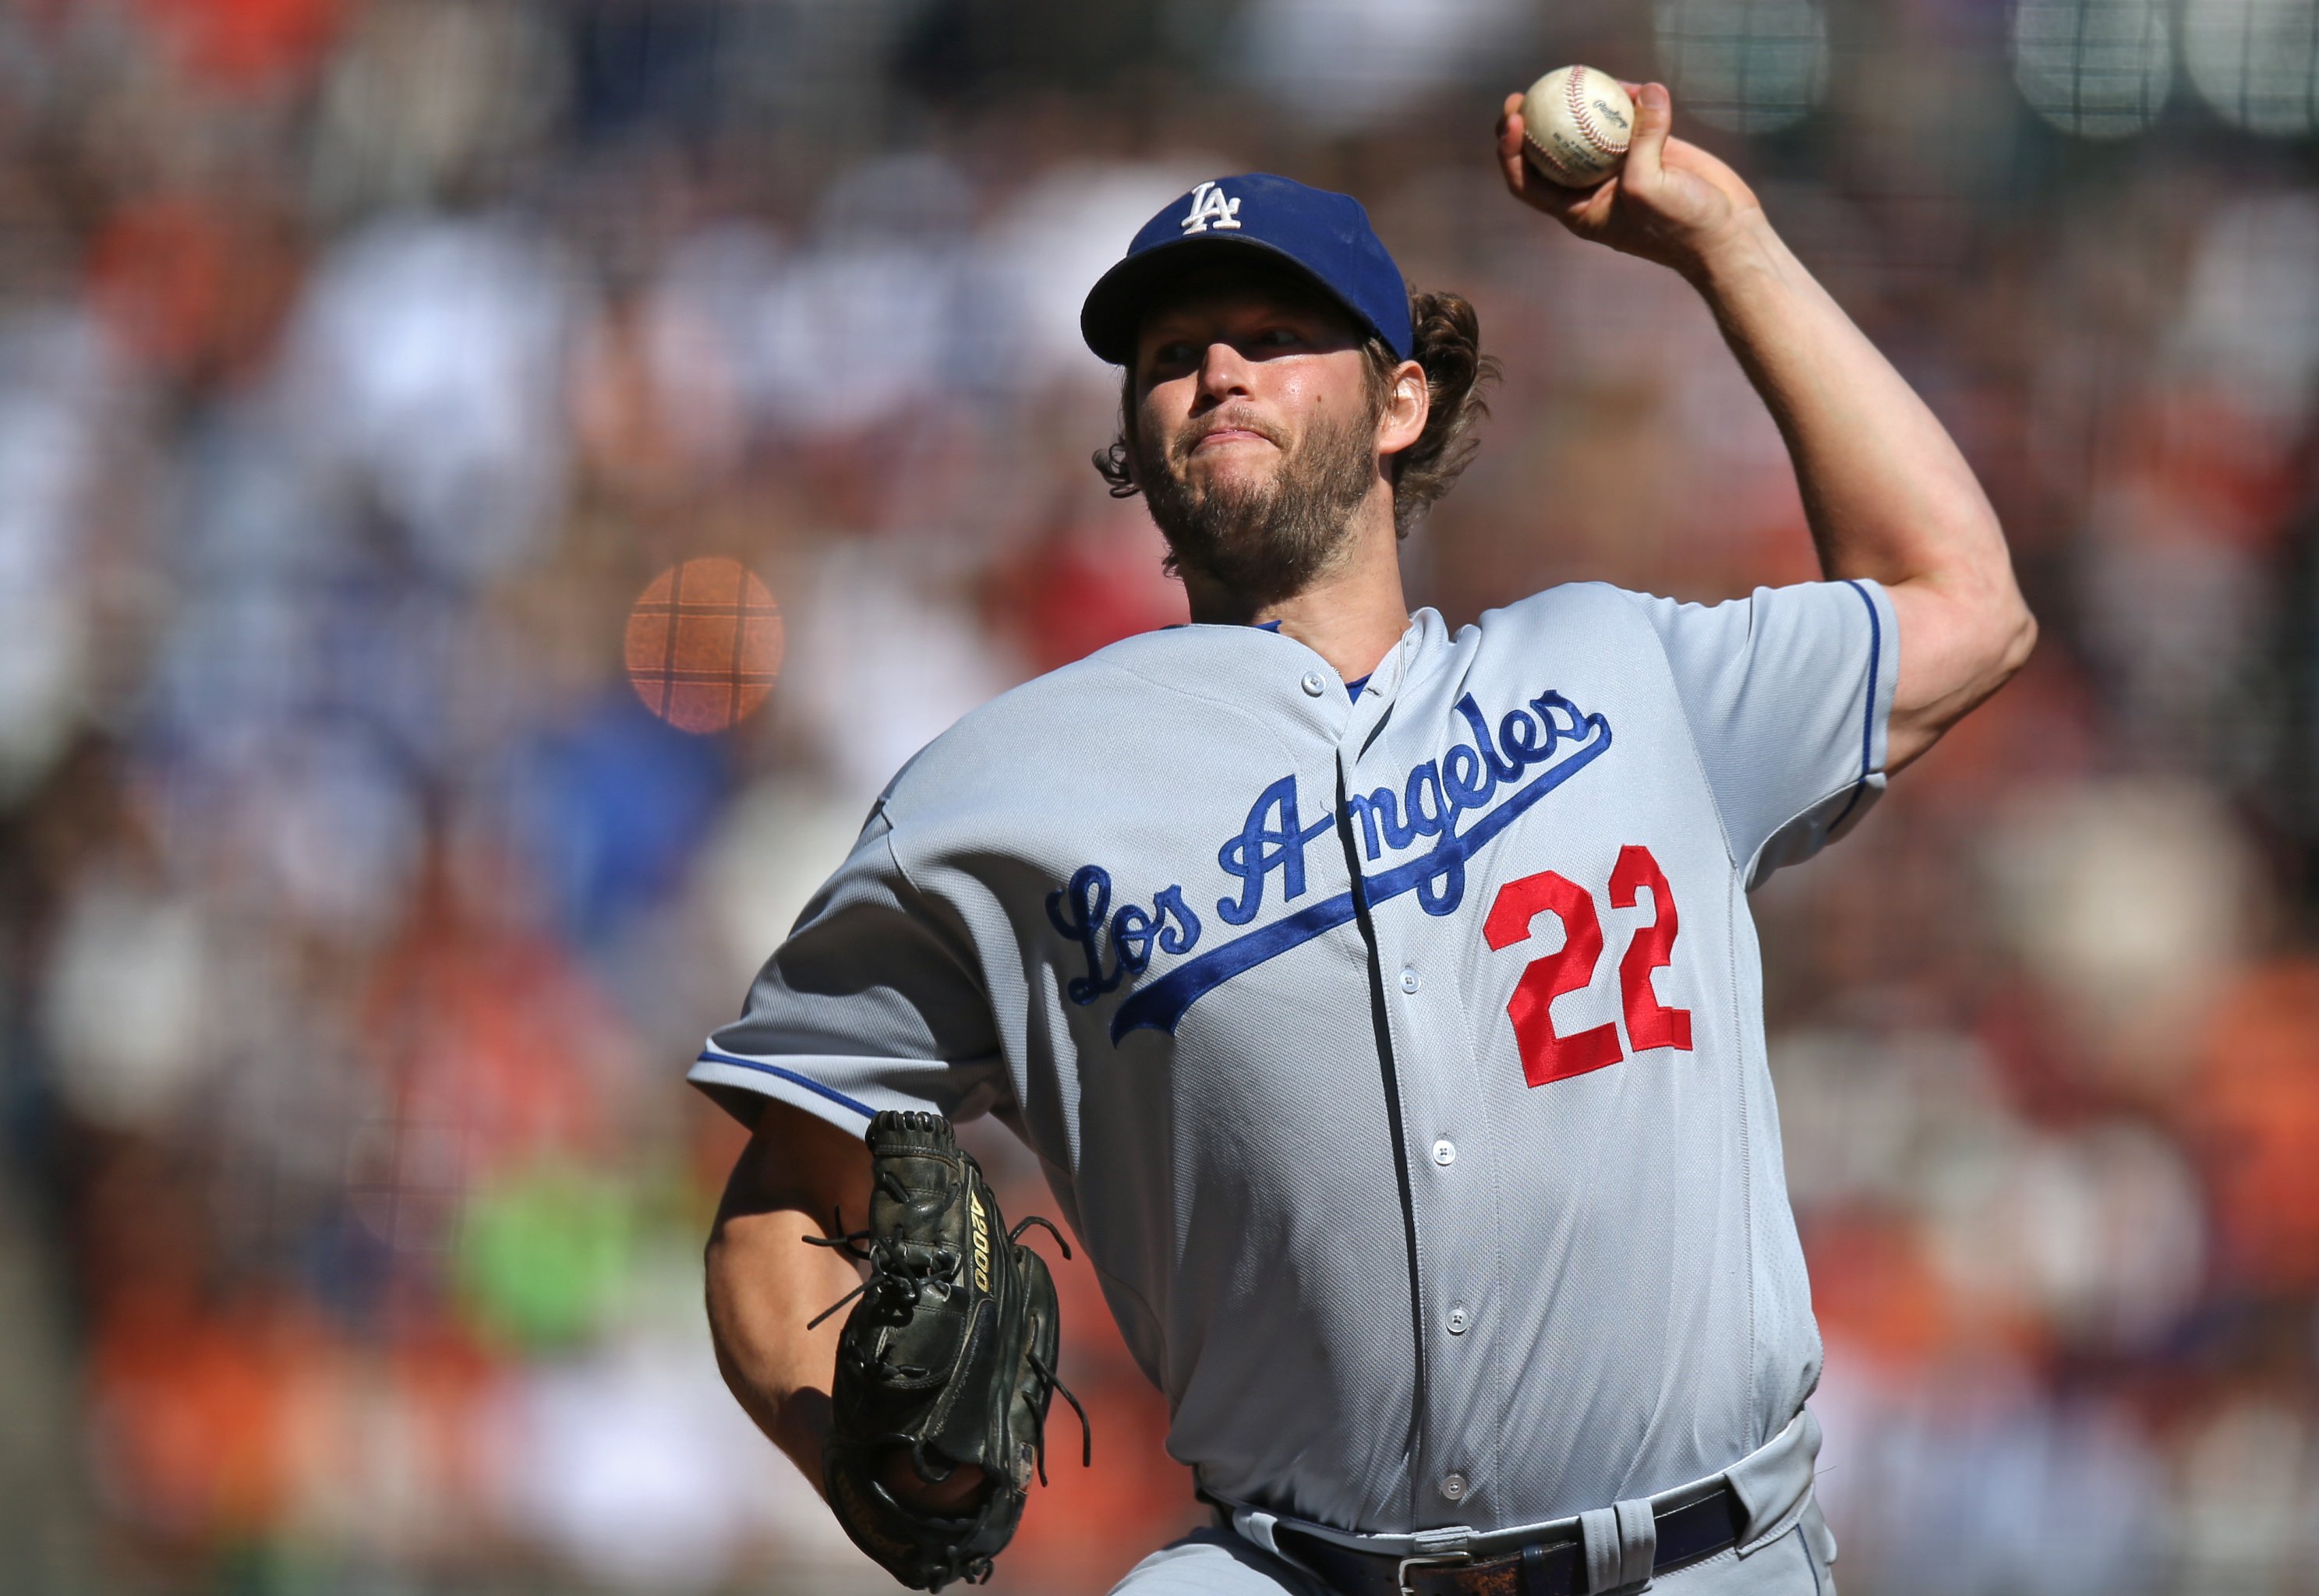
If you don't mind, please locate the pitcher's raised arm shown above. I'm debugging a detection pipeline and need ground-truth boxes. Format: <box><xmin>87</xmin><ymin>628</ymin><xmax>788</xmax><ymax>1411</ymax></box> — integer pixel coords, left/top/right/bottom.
<box><xmin>1497</xmin><ymin>81</ymin><xmax>2036</xmax><ymax>771</ymax></box>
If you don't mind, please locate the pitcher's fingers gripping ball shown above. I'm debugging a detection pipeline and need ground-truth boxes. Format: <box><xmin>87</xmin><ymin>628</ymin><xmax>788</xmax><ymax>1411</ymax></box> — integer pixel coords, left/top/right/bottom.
<box><xmin>808</xmin><ymin>1110</ymin><xmax>1091</xmax><ymax>1591</ymax></box>
<box><xmin>1520</xmin><ymin>65</ymin><xmax>1635</xmax><ymax>187</ymax></box>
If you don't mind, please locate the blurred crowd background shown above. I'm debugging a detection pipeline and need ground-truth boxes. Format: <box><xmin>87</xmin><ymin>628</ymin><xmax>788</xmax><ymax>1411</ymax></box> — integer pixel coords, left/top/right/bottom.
<box><xmin>0</xmin><ymin>0</ymin><xmax>2315</xmax><ymax>1591</ymax></box>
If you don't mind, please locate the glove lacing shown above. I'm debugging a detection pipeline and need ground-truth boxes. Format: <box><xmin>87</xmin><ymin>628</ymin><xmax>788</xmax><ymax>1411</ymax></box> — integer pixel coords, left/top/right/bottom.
<box><xmin>802</xmin><ymin>1165</ymin><xmax>966</xmax><ymax>1332</ymax></box>
<box><xmin>804</xmin><ymin>1199</ymin><xmax>1094</xmax><ymax>1481</ymax></box>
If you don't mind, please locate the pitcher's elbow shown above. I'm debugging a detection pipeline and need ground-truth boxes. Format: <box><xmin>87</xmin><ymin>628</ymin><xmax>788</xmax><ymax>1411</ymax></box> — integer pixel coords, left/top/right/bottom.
<box><xmin>1995</xmin><ymin>595</ymin><xmax>2038</xmax><ymax>683</ymax></box>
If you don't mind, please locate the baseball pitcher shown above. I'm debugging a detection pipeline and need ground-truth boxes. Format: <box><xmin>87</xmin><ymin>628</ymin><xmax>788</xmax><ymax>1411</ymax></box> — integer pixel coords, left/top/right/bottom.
<box><xmin>700</xmin><ymin>82</ymin><xmax>2034</xmax><ymax>1595</ymax></box>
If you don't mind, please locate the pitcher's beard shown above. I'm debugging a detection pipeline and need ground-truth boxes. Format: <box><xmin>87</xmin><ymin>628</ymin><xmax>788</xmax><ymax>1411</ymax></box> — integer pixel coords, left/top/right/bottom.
<box><xmin>1137</xmin><ymin>406</ymin><xmax>1381</xmax><ymax>605</ymax></box>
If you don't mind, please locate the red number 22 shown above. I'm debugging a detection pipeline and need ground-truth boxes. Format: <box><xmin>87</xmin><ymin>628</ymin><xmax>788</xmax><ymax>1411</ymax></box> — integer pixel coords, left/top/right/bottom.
<box><xmin>1482</xmin><ymin>844</ymin><xmax>1692</xmax><ymax>1088</ymax></box>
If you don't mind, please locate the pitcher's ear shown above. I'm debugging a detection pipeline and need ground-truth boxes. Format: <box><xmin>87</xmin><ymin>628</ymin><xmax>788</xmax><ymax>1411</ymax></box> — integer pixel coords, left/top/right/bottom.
<box><xmin>1380</xmin><ymin>358</ymin><xmax>1430</xmax><ymax>454</ymax></box>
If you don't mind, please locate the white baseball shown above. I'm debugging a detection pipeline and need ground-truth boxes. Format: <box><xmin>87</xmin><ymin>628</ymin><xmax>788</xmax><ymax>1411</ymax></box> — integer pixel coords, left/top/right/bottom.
<box><xmin>1519</xmin><ymin>65</ymin><xmax>1635</xmax><ymax>189</ymax></box>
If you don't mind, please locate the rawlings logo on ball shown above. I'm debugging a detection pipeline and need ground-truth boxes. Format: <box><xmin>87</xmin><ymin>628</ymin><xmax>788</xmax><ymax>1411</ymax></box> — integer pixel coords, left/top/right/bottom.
<box><xmin>1521</xmin><ymin>65</ymin><xmax>1635</xmax><ymax>188</ymax></box>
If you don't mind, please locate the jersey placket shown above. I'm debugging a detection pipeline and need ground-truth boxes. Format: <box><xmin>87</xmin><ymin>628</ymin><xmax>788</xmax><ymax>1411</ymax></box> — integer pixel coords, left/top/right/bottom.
<box><xmin>1334</xmin><ymin>644</ymin><xmax>1501</xmax><ymax>1530</ymax></box>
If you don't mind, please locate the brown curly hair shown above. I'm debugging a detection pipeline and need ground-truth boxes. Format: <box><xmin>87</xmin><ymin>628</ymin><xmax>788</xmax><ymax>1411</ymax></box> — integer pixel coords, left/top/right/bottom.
<box><xmin>1092</xmin><ymin>286</ymin><xmax>1497</xmax><ymax>538</ymax></box>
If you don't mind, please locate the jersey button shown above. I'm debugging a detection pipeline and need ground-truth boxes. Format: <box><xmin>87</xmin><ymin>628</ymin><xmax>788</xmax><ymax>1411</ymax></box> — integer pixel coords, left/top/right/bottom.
<box><xmin>1299</xmin><ymin>671</ymin><xmax>1326</xmax><ymax>697</ymax></box>
<box><xmin>1431</xmin><ymin>1138</ymin><xmax>1455</xmax><ymax>1167</ymax></box>
<box><xmin>1399</xmin><ymin>967</ymin><xmax>1420</xmax><ymax>994</ymax></box>
<box><xmin>1447</xmin><ymin>1306</ymin><xmax>1470</xmax><ymax>1335</ymax></box>
<box><xmin>1441</xmin><ymin>1473</ymin><xmax>1469</xmax><ymax>1501</ymax></box>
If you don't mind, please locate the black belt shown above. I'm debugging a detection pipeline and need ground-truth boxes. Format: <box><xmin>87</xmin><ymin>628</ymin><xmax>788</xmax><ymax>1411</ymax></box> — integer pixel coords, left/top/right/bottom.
<box><xmin>1269</xmin><ymin>1484</ymin><xmax>1746</xmax><ymax>1596</ymax></box>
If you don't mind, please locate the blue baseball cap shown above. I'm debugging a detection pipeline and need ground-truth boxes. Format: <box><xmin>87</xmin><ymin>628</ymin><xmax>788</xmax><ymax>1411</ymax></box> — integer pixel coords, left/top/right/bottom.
<box><xmin>1079</xmin><ymin>173</ymin><xmax>1413</xmax><ymax>367</ymax></box>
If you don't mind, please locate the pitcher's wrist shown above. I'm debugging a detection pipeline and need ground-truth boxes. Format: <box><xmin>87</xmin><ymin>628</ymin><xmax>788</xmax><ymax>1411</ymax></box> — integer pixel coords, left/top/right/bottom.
<box><xmin>1680</xmin><ymin>207</ymin><xmax>1783</xmax><ymax>294</ymax></box>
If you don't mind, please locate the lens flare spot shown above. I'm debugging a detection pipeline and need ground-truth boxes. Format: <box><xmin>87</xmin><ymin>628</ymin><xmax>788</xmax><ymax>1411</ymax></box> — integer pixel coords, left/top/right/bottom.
<box><xmin>624</xmin><ymin>558</ymin><xmax>785</xmax><ymax>735</ymax></box>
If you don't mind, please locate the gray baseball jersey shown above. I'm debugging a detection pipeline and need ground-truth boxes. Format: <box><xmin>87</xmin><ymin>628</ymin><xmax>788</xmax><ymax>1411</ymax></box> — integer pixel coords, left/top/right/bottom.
<box><xmin>691</xmin><ymin>577</ymin><xmax>1897</xmax><ymax>1538</ymax></box>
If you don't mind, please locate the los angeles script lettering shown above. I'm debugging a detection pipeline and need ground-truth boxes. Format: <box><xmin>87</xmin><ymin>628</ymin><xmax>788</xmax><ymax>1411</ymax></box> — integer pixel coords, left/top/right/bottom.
<box><xmin>1046</xmin><ymin>688</ymin><xmax>1596</xmax><ymax>1005</ymax></box>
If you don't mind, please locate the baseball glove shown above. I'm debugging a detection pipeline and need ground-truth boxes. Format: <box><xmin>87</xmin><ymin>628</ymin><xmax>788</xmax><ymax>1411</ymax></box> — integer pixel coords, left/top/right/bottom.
<box><xmin>806</xmin><ymin>1109</ymin><xmax>1089</xmax><ymax>1590</ymax></box>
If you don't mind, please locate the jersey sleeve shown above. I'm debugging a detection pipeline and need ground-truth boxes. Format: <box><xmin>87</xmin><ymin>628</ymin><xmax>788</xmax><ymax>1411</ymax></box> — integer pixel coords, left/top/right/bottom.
<box><xmin>1625</xmin><ymin>578</ymin><xmax>1900</xmax><ymax>887</ymax></box>
<box><xmin>687</xmin><ymin>806</ymin><xmax>1009</xmax><ymax>1134</ymax></box>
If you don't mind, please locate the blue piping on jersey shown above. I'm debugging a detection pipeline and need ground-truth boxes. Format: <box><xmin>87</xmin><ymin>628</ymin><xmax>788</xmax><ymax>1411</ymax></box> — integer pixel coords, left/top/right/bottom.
<box><xmin>695</xmin><ymin>1049</ymin><xmax>876</xmax><ymax>1118</ymax></box>
<box><xmin>1111</xmin><ymin>712</ymin><xmax>1614</xmax><ymax>1040</ymax></box>
<box><xmin>1828</xmin><ymin>580</ymin><xmax>1881</xmax><ymax>832</ymax></box>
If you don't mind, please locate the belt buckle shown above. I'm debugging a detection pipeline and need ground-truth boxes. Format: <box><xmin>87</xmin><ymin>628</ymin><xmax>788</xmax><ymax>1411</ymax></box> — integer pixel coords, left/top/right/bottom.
<box><xmin>1395</xmin><ymin>1550</ymin><xmax>1474</xmax><ymax>1596</ymax></box>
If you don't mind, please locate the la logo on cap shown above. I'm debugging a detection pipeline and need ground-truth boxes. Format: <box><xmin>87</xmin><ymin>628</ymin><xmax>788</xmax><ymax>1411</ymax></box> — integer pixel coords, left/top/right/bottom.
<box><xmin>1179</xmin><ymin>180</ymin><xmax>1243</xmax><ymax>235</ymax></box>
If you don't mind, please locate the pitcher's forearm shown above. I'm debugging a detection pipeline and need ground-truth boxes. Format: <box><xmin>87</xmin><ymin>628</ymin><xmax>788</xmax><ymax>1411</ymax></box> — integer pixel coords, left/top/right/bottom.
<box><xmin>706</xmin><ymin>1100</ymin><xmax>878</xmax><ymax>1494</ymax></box>
<box><xmin>1685</xmin><ymin>214</ymin><xmax>2010</xmax><ymax>595</ymax></box>
<box><xmin>705</xmin><ymin>1202</ymin><xmax>857</xmax><ymax>1496</ymax></box>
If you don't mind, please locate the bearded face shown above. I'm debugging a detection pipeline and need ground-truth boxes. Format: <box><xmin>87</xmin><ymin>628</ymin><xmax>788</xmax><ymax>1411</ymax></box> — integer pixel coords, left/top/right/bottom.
<box><xmin>1133</xmin><ymin>391</ymin><xmax>1382</xmax><ymax>603</ymax></box>
<box><xmin>1126</xmin><ymin>281</ymin><xmax>1389</xmax><ymax>605</ymax></box>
